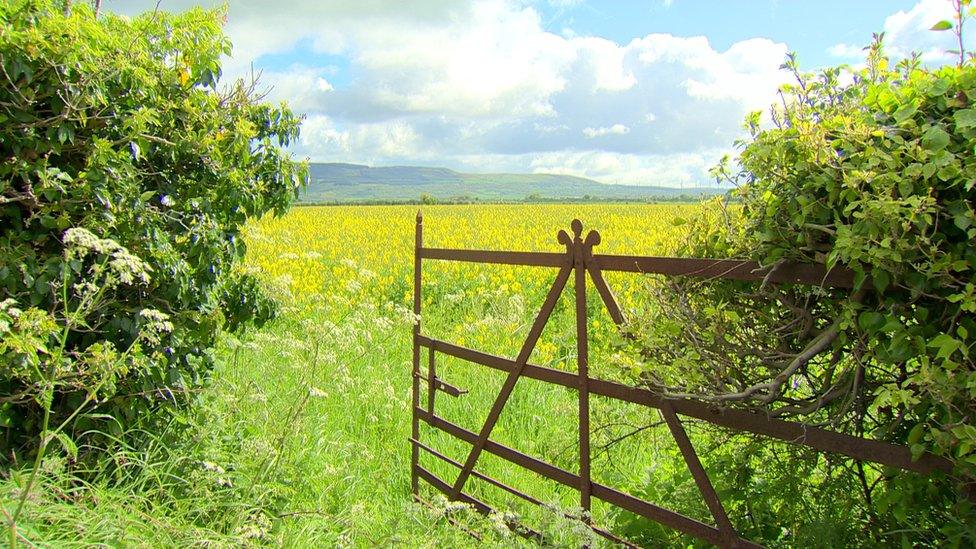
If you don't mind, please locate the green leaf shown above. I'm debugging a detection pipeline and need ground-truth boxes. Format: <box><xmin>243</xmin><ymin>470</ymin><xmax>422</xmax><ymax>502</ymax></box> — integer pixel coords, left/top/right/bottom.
<box><xmin>955</xmin><ymin>108</ymin><xmax>976</xmax><ymax>129</ymax></box>
<box><xmin>893</xmin><ymin>103</ymin><xmax>918</xmax><ymax>123</ymax></box>
<box><xmin>0</xmin><ymin>403</ymin><xmax>14</xmax><ymax>428</ymax></box>
<box><xmin>898</xmin><ymin>180</ymin><xmax>914</xmax><ymax>197</ymax></box>
<box><xmin>931</xmin><ymin>20</ymin><xmax>953</xmax><ymax>31</ymax></box>
<box><xmin>52</xmin><ymin>431</ymin><xmax>78</xmax><ymax>460</ymax></box>
<box><xmin>57</xmin><ymin>124</ymin><xmax>73</xmax><ymax>144</ymax></box>
<box><xmin>955</xmin><ymin>213</ymin><xmax>973</xmax><ymax>230</ymax></box>
<box><xmin>907</xmin><ymin>424</ymin><xmax>925</xmax><ymax>445</ymax></box>
<box><xmin>928</xmin><ymin>78</ymin><xmax>951</xmax><ymax>97</ymax></box>
<box><xmin>928</xmin><ymin>334</ymin><xmax>962</xmax><ymax>359</ymax></box>
<box><xmin>922</xmin><ymin>125</ymin><xmax>950</xmax><ymax>151</ymax></box>
<box><xmin>872</xmin><ymin>270</ymin><xmax>890</xmax><ymax>292</ymax></box>
<box><xmin>858</xmin><ymin>311</ymin><xmax>886</xmax><ymax>331</ymax></box>
<box><xmin>140</xmin><ymin>190</ymin><xmax>156</xmax><ymax>201</ymax></box>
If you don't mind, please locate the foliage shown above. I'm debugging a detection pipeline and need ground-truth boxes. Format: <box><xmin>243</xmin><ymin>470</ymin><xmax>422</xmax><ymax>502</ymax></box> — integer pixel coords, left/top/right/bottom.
<box><xmin>0</xmin><ymin>0</ymin><xmax>306</xmax><ymax>462</ymax></box>
<box><xmin>626</xmin><ymin>32</ymin><xmax>976</xmax><ymax>545</ymax></box>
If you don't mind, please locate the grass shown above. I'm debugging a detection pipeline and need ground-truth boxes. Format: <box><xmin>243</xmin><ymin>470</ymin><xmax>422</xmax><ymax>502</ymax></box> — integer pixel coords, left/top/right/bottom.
<box><xmin>1</xmin><ymin>203</ymin><xmax>868</xmax><ymax>547</ymax></box>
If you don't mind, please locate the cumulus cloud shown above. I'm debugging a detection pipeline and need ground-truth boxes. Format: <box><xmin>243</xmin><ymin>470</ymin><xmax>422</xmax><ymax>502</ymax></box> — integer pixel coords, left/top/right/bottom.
<box><xmin>583</xmin><ymin>124</ymin><xmax>630</xmax><ymax>138</ymax></box>
<box><xmin>829</xmin><ymin>0</ymin><xmax>969</xmax><ymax>64</ymax></box>
<box><xmin>884</xmin><ymin>0</ymin><xmax>961</xmax><ymax>62</ymax></box>
<box><xmin>107</xmin><ymin>0</ymin><xmax>960</xmax><ymax>186</ymax></box>
<box><xmin>299</xmin><ymin>115</ymin><xmax>423</xmax><ymax>162</ymax></box>
<box><xmin>827</xmin><ymin>43</ymin><xmax>865</xmax><ymax>59</ymax></box>
<box><xmin>528</xmin><ymin>149</ymin><xmax>726</xmax><ymax>187</ymax></box>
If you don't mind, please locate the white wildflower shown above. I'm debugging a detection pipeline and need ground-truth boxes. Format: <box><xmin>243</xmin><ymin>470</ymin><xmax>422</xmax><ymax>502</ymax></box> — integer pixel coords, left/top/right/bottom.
<box><xmin>0</xmin><ymin>298</ymin><xmax>22</xmax><ymax>319</ymax></box>
<box><xmin>138</xmin><ymin>309</ymin><xmax>174</xmax><ymax>344</ymax></box>
<box><xmin>235</xmin><ymin>512</ymin><xmax>271</xmax><ymax>541</ymax></box>
<box><xmin>393</xmin><ymin>305</ymin><xmax>420</xmax><ymax>326</ymax></box>
<box><xmin>63</xmin><ymin>228</ymin><xmax>151</xmax><ymax>284</ymax></box>
<box><xmin>108</xmin><ymin>248</ymin><xmax>151</xmax><ymax>284</ymax></box>
<box><xmin>489</xmin><ymin>510</ymin><xmax>517</xmax><ymax>537</ymax></box>
<box><xmin>72</xmin><ymin>281</ymin><xmax>98</xmax><ymax>297</ymax></box>
<box><xmin>63</xmin><ymin>227</ymin><xmax>99</xmax><ymax>249</ymax></box>
<box><xmin>201</xmin><ymin>461</ymin><xmax>225</xmax><ymax>474</ymax></box>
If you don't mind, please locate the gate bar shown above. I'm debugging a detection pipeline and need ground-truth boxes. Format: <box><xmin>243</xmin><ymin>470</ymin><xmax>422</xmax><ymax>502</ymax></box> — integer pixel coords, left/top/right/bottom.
<box><xmin>417</xmin><ymin>408</ymin><xmax>761</xmax><ymax>548</ymax></box>
<box><xmin>422</xmin><ymin>247</ymin><xmax>856</xmax><ymax>288</ymax></box>
<box><xmin>411</xmin><ymin>437</ymin><xmax>641</xmax><ymax>548</ymax></box>
<box><xmin>449</xmin><ymin>264</ymin><xmax>574</xmax><ymax>498</ymax></box>
<box><xmin>416</xmin><ymin>335</ymin><xmax>952</xmax><ymax>475</ymax></box>
<box><xmin>661</xmin><ymin>402</ymin><xmax>735</xmax><ymax>541</ymax></box>
<box><xmin>573</xmin><ymin>221</ymin><xmax>593</xmax><ymax>514</ymax></box>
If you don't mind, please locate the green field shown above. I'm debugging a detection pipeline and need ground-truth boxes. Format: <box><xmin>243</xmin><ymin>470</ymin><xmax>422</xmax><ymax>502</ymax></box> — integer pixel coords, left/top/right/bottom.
<box><xmin>1</xmin><ymin>204</ymin><xmax>880</xmax><ymax>547</ymax></box>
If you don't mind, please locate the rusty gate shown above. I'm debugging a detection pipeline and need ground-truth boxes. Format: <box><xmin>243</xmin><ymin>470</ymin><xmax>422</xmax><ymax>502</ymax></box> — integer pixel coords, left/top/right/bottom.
<box><xmin>409</xmin><ymin>214</ymin><xmax>951</xmax><ymax>547</ymax></box>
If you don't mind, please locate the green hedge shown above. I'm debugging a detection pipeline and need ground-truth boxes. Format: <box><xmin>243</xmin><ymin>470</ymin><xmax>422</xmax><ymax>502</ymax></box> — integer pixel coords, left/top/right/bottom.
<box><xmin>0</xmin><ymin>1</ymin><xmax>306</xmax><ymax>458</ymax></box>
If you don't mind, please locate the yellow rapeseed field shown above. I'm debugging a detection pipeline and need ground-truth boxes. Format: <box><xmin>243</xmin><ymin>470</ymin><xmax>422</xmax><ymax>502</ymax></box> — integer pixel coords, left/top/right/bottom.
<box><xmin>244</xmin><ymin>203</ymin><xmax>700</xmax><ymax>376</ymax></box>
<box><xmin>245</xmin><ymin>203</ymin><xmax>696</xmax><ymax>306</ymax></box>
<box><xmin>226</xmin><ymin>203</ymin><xmax>710</xmax><ymax>544</ymax></box>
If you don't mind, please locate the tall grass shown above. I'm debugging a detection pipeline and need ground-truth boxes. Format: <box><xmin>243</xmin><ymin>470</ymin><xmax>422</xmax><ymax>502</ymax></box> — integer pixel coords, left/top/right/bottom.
<box><xmin>2</xmin><ymin>204</ymin><xmax>874</xmax><ymax>547</ymax></box>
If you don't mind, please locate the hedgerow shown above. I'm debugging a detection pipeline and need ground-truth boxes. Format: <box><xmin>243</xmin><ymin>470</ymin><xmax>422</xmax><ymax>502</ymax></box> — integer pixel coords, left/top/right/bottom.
<box><xmin>0</xmin><ymin>0</ymin><xmax>306</xmax><ymax>466</ymax></box>
<box><xmin>628</xmin><ymin>28</ymin><xmax>976</xmax><ymax>545</ymax></box>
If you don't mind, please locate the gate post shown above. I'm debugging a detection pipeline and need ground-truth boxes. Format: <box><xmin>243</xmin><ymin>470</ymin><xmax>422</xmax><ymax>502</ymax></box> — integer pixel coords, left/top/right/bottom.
<box><xmin>572</xmin><ymin>219</ymin><xmax>592</xmax><ymax>517</ymax></box>
<box><xmin>411</xmin><ymin>210</ymin><xmax>423</xmax><ymax>495</ymax></box>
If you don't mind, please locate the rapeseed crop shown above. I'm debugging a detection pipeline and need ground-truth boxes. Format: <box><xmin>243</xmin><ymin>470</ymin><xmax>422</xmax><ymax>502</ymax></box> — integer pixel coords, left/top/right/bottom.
<box><xmin>245</xmin><ymin>203</ymin><xmax>692</xmax><ymax>305</ymax></box>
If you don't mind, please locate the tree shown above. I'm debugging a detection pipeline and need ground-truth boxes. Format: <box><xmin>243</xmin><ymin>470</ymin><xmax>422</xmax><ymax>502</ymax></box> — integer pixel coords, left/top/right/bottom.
<box><xmin>0</xmin><ymin>0</ymin><xmax>307</xmax><ymax>463</ymax></box>
<box><xmin>625</xmin><ymin>32</ymin><xmax>976</xmax><ymax>545</ymax></box>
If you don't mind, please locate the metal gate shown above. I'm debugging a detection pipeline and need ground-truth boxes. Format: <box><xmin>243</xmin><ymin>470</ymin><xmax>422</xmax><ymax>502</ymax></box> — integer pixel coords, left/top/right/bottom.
<box><xmin>409</xmin><ymin>214</ymin><xmax>951</xmax><ymax>547</ymax></box>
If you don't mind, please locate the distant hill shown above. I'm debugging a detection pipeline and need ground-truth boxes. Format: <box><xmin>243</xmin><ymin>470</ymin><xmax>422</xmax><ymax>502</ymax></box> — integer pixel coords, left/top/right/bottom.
<box><xmin>300</xmin><ymin>163</ymin><xmax>726</xmax><ymax>203</ymax></box>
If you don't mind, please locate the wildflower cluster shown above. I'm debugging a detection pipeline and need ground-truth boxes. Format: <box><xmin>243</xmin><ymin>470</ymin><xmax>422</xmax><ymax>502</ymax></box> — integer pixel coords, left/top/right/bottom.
<box><xmin>64</xmin><ymin>228</ymin><xmax>152</xmax><ymax>286</ymax></box>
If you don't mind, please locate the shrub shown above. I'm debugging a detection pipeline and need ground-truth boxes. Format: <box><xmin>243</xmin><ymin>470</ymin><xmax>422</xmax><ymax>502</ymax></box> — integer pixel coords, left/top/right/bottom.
<box><xmin>626</xmin><ymin>37</ymin><xmax>976</xmax><ymax>544</ymax></box>
<box><xmin>0</xmin><ymin>1</ymin><xmax>307</xmax><ymax>459</ymax></box>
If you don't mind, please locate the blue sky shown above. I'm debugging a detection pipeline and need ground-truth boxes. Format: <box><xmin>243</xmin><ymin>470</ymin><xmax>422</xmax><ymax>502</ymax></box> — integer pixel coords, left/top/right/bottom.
<box><xmin>110</xmin><ymin>0</ymin><xmax>962</xmax><ymax>186</ymax></box>
<box><xmin>536</xmin><ymin>1</ymin><xmax>921</xmax><ymax>67</ymax></box>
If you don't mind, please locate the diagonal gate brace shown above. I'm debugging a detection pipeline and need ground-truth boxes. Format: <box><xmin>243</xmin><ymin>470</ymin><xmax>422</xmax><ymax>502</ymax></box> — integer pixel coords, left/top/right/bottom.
<box><xmin>450</xmin><ymin>259</ymin><xmax>573</xmax><ymax>497</ymax></box>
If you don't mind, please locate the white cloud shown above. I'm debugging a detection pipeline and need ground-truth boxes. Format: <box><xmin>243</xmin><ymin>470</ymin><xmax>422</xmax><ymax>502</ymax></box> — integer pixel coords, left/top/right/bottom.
<box><xmin>109</xmin><ymin>0</ymin><xmax>795</xmax><ymax>185</ymax></box>
<box><xmin>582</xmin><ymin>124</ymin><xmax>630</xmax><ymax>138</ymax></box>
<box><xmin>573</xmin><ymin>36</ymin><xmax>638</xmax><ymax>91</ymax></box>
<box><xmin>299</xmin><ymin>115</ymin><xmax>423</xmax><ymax>161</ymax></box>
<box><xmin>256</xmin><ymin>66</ymin><xmax>335</xmax><ymax>113</ymax></box>
<box><xmin>829</xmin><ymin>0</ymin><xmax>970</xmax><ymax>65</ymax></box>
<box><xmin>528</xmin><ymin>149</ymin><xmax>726</xmax><ymax>186</ymax></box>
<box><xmin>884</xmin><ymin>0</ymin><xmax>960</xmax><ymax>62</ymax></box>
<box><xmin>827</xmin><ymin>43</ymin><xmax>864</xmax><ymax>59</ymax></box>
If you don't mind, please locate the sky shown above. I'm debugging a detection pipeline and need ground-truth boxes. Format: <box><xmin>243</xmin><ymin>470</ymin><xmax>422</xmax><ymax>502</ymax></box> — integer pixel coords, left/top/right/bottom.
<box><xmin>106</xmin><ymin>0</ymin><xmax>965</xmax><ymax>187</ymax></box>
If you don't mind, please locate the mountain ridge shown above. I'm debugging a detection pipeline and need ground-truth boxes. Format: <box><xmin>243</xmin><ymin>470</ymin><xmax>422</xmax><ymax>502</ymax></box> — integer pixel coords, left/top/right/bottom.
<box><xmin>301</xmin><ymin>162</ymin><xmax>726</xmax><ymax>202</ymax></box>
